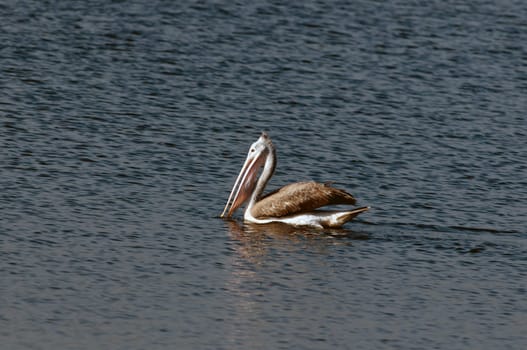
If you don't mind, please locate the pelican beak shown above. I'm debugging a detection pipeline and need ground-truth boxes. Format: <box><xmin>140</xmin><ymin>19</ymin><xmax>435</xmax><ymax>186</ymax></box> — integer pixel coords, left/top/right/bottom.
<box><xmin>221</xmin><ymin>139</ymin><xmax>268</xmax><ymax>218</ymax></box>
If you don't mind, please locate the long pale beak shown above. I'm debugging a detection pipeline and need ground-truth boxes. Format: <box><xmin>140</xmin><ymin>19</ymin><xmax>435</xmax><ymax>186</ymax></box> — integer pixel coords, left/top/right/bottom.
<box><xmin>221</xmin><ymin>149</ymin><xmax>267</xmax><ymax>218</ymax></box>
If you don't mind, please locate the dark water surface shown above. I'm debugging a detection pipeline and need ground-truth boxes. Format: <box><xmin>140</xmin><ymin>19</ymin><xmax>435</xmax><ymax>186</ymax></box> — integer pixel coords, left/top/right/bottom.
<box><xmin>2</xmin><ymin>1</ymin><xmax>526</xmax><ymax>349</ymax></box>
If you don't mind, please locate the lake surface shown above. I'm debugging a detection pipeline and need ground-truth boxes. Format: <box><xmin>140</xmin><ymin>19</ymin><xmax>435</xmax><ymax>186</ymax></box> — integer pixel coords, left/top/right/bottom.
<box><xmin>1</xmin><ymin>0</ymin><xmax>526</xmax><ymax>349</ymax></box>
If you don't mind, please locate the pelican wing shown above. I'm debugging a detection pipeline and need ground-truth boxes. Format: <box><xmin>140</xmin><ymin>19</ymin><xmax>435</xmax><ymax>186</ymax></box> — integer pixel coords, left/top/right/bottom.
<box><xmin>251</xmin><ymin>181</ymin><xmax>357</xmax><ymax>218</ymax></box>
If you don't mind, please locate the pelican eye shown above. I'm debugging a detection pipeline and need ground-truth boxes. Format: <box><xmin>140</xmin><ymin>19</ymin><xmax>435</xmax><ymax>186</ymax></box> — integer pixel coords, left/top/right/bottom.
<box><xmin>250</xmin><ymin>148</ymin><xmax>255</xmax><ymax>153</ymax></box>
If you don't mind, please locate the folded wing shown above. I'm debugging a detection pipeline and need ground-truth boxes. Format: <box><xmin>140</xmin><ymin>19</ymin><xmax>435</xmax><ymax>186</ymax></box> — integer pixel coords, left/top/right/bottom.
<box><xmin>251</xmin><ymin>181</ymin><xmax>357</xmax><ymax>218</ymax></box>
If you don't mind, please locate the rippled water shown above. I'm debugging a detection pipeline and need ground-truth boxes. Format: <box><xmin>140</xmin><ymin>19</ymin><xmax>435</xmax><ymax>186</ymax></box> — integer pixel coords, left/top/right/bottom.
<box><xmin>2</xmin><ymin>1</ymin><xmax>526</xmax><ymax>349</ymax></box>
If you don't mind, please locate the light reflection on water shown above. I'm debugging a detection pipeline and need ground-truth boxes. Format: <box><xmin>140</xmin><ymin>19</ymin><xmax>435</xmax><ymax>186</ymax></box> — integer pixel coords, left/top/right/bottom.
<box><xmin>225</xmin><ymin>219</ymin><xmax>368</xmax><ymax>263</ymax></box>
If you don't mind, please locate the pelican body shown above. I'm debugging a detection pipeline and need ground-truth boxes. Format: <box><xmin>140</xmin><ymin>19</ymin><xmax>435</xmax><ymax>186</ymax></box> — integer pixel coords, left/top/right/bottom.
<box><xmin>221</xmin><ymin>132</ymin><xmax>369</xmax><ymax>228</ymax></box>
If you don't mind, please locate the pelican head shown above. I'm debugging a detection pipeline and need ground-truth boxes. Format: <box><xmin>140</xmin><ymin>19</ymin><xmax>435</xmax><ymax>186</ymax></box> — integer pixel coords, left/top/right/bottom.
<box><xmin>221</xmin><ymin>132</ymin><xmax>275</xmax><ymax>218</ymax></box>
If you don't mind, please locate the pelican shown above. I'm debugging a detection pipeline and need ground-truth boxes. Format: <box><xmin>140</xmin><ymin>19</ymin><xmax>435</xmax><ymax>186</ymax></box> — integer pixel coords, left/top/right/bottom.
<box><xmin>221</xmin><ymin>132</ymin><xmax>369</xmax><ymax>228</ymax></box>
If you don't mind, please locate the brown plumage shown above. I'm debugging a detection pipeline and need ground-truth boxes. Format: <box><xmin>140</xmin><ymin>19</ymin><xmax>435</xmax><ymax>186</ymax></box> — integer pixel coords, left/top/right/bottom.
<box><xmin>220</xmin><ymin>132</ymin><xmax>369</xmax><ymax>228</ymax></box>
<box><xmin>251</xmin><ymin>181</ymin><xmax>357</xmax><ymax>218</ymax></box>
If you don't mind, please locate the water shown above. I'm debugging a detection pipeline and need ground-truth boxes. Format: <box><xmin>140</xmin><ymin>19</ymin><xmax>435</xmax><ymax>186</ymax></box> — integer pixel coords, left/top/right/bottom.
<box><xmin>1</xmin><ymin>0</ymin><xmax>526</xmax><ymax>349</ymax></box>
